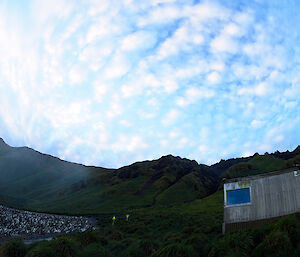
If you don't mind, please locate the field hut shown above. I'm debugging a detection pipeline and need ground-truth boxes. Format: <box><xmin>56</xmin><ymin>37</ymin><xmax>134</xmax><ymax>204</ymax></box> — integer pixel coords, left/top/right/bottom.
<box><xmin>223</xmin><ymin>167</ymin><xmax>300</xmax><ymax>233</ymax></box>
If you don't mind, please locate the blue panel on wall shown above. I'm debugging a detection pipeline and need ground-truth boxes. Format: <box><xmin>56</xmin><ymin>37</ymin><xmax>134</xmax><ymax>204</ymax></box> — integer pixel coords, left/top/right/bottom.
<box><xmin>226</xmin><ymin>188</ymin><xmax>250</xmax><ymax>205</ymax></box>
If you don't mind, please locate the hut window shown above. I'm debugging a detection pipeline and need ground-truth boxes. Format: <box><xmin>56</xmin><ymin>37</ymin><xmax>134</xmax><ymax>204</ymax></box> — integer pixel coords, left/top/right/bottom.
<box><xmin>226</xmin><ymin>188</ymin><xmax>250</xmax><ymax>205</ymax></box>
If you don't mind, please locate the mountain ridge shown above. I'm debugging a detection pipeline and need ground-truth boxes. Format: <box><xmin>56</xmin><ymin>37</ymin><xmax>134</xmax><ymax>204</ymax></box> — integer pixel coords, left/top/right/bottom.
<box><xmin>0</xmin><ymin>136</ymin><xmax>299</xmax><ymax>214</ymax></box>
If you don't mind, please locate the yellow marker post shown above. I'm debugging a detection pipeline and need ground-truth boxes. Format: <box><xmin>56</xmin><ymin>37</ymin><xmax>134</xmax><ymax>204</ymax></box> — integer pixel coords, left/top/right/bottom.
<box><xmin>112</xmin><ymin>216</ymin><xmax>116</xmax><ymax>225</ymax></box>
<box><xmin>126</xmin><ymin>214</ymin><xmax>130</xmax><ymax>222</ymax></box>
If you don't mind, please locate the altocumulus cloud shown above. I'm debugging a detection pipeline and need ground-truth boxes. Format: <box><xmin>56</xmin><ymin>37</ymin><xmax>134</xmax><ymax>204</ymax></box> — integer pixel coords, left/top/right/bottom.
<box><xmin>0</xmin><ymin>0</ymin><xmax>300</xmax><ymax>168</ymax></box>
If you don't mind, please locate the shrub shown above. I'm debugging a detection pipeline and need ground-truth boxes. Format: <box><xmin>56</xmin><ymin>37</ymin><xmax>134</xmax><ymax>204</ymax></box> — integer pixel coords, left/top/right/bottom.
<box><xmin>25</xmin><ymin>244</ymin><xmax>55</xmax><ymax>257</ymax></box>
<box><xmin>0</xmin><ymin>239</ymin><xmax>26</xmax><ymax>257</ymax></box>
<box><xmin>183</xmin><ymin>233</ymin><xmax>208</xmax><ymax>257</ymax></box>
<box><xmin>207</xmin><ymin>232</ymin><xmax>253</xmax><ymax>257</ymax></box>
<box><xmin>75</xmin><ymin>230</ymin><xmax>100</xmax><ymax>247</ymax></box>
<box><xmin>253</xmin><ymin>230</ymin><xmax>293</xmax><ymax>257</ymax></box>
<box><xmin>275</xmin><ymin>215</ymin><xmax>300</xmax><ymax>247</ymax></box>
<box><xmin>108</xmin><ymin>230</ymin><xmax>124</xmax><ymax>241</ymax></box>
<box><xmin>150</xmin><ymin>243</ymin><xmax>197</xmax><ymax>257</ymax></box>
<box><xmin>79</xmin><ymin>243</ymin><xmax>110</xmax><ymax>257</ymax></box>
<box><xmin>49</xmin><ymin>236</ymin><xmax>79</xmax><ymax>257</ymax></box>
<box><xmin>123</xmin><ymin>239</ymin><xmax>158</xmax><ymax>257</ymax></box>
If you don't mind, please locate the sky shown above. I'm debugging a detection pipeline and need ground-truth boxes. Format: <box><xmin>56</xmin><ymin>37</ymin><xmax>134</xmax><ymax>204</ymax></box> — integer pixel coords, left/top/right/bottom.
<box><xmin>0</xmin><ymin>0</ymin><xmax>300</xmax><ymax>168</ymax></box>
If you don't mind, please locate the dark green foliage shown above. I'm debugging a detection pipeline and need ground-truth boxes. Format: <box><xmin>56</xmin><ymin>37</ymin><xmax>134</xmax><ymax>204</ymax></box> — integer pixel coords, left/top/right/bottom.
<box><xmin>122</xmin><ymin>245</ymin><xmax>144</xmax><ymax>257</ymax></box>
<box><xmin>79</xmin><ymin>243</ymin><xmax>110</xmax><ymax>257</ymax></box>
<box><xmin>150</xmin><ymin>243</ymin><xmax>197</xmax><ymax>257</ymax></box>
<box><xmin>182</xmin><ymin>233</ymin><xmax>208</xmax><ymax>257</ymax></box>
<box><xmin>274</xmin><ymin>215</ymin><xmax>300</xmax><ymax>247</ymax></box>
<box><xmin>285</xmin><ymin>154</ymin><xmax>300</xmax><ymax>168</ymax></box>
<box><xmin>222</xmin><ymin>155</ymin><xmax>286</xmax><ymax>179</ymax></box>
<box><xmin>123</xmin><ymin>239</ymin><xmax>158</xmax><ymax>257</ymax></box>
<box><xmin>0</xmin><ymin>139</ymin><xmax>218</xmax><ymax>214</ymax></box>
<box><xmin>25</xmin><ymin>243</ymin><xmax>55</xmax><ymax>257</ymax></box>
<box><xmin>2</xmin><ymin>138</ymin><xmax>300</xmax><ymax>257</ymax></box>
<box><xmin>207</xmin><ymin>232</ymin><xmax>253</xmax><ymax>257</ymax></box>
<box><xmin>222</xmin><ymin>163</ymin><xmax>257</xmax><ymax>179</ymax></box>
<box><xmin>253</xmin><ymin>230</ymin><xmax>293</xmax><ymax>257</ymax></box>
<box><xmin>0</xmin><ymin>239</ymin><xmax>26</xmax><ymax>257</ymax></box>
<box><xmin>75</xmin><ymin>229</ymin><xmax>100</xmax><ymax>247</ymax></box>
<box><xmin>49</xmin><ymin>236</ymin><xmax>79</xmax><ymax>257</ymax></box>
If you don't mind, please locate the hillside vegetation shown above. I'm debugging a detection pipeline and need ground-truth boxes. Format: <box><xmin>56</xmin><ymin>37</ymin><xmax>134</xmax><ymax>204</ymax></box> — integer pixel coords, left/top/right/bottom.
<box><xmin>0</xmin><ymin>139</ymin><xmax>219</xmax><ymax>214</ymax></box>
<box><xmin>1</xmin><ymin>138</ymin><xmax>300</xmax><ymax>256</ymax></box>
<box><xmin>1</xmin><ymin>190</ymin><xmax>300</xmax><ymax>257</ymax></box>
<box><xmin>0</xmin><ymin>138</ymin><xmax>299</xmax><ymax>214</ymax></box>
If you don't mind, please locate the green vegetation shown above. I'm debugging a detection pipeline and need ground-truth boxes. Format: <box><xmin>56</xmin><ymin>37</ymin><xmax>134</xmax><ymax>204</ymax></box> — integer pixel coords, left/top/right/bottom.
<box><xmin>1</xmin><ymin>138</ymin><xmax>300</xmax><ymax>256</ymax></box>
<box><xmin>0</xmin><ymin>140</ymin><xmax>219</xmax><ymax>214</ymax></box>
<box><xmin>221</xmin><ymin>154</ymin><xmax>298</xmax><ymax>179</ymax></box>
<box><xmin>1</xmin><ymin>192</ymin><xmax>300</xmax><ymax>257</ymax></box>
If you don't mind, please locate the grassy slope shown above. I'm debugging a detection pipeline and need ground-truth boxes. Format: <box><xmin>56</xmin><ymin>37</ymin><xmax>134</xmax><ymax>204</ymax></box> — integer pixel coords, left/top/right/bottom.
<box><xmin>1</xmin><ymin>147</ymin><xmax>300</xmax><ymax>256</ymax></box>
<box><xmin>221</xmin><ymin>155</ymin><xmax>287</xmax><ymax>179</ymax></box>
<box><xmin>0</xmin><ymin>143</ymin><xmax>219</xmax><ymax>214</ymax></box>
<box><xmin>9</xmin><ymin>189</ymin><xmax>300</xmax><ymax>257</ymax></box>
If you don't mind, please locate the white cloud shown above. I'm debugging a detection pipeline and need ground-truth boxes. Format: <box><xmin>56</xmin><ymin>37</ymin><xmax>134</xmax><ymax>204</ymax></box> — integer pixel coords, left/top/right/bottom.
<box><xmin>251</xmin><ymin>119</ymin><xmax>264</xmax><ymax>128</ymax></box>
<box><xmin>69</xmin><ymin>66</ymin><xmax>86</xmax><ymax>85</ymax></box>
<box><xmin>223</xmin><ymin>23</ymin><xmax>244</xmax><ymax>37</ymax></box>
<box><xmin>185</xmin><ymin>2</ymin><xmax>230</xmax><ymax>21</ymax></box>
<box><xmin>107</xmin><ymin>95</ymin><xmax>123</xmax><ymax>118</ymax></box>
<box><xmin>121</xmin><ymin>31</ymin><xmax>156</xmax><ymax>51</ymax></box>
<box><xmin>88</xmin><ymin>0</ymin><xmax>110</xmax><ymax>16</ymax></box>
<box><xmin>112</xmin><ymin>135</ymin><xmax>148</xmax><ymax>152</ymax></box>
<box><xmin>120</xmin><ymin>120</ymin><xmax>132</xmax><ymax>127</ymax></box>
<box><xmin>79</xmin><ymin>43</ymin><xmax>113</xmax><ymax>71</ymax></box>
<box><xmin>138</xmin><ymin>5</ymin><xmax>182</xmax><ymax>26</ymax></box>
<box><xmin>94</xmin><ymin>82</ymin><xmax>108</xmax><ymax>103</ymax></box>
<box><xmin>31</xmin><ymin>0</ymin><xmax>73</xmax><ymax>24</ymax></box>
<box><xmin>104</xmin><ymin>52</ymin><xmax>130</xmax><ymax>79</ymax></box>
<box><xmin>84</xmin><ymin>16</ymin><xmax>122</xmax><ymax>45</ymax></box>
<box><xmin>0</xmin><ymin>0</ymin><xmax>299</xmax><ymax>169</ymax></box>
<box><xmin>151</xmin><ymin>0</ymin><xmax>177</xmax><ymax>6</ymax></box>
<box><xmin>207</xmin><ymin>71</ymin><xmax>221</xmax><ymax>84</ymax></box>
<box><xmin>147</xmin><ymin>98</ymin><xmax>159</xmax><ymax>107</ymax></box>
<box><xmin>162</xmin><ymin>109</ymin><xmax>180</xmax><ymax>125</ymax></box>
<box><xmin>242</xmin><ymin>151</ymin><xmax>254</xmax><ymax>157</ymax></box>
<box><xmin>238</xmin><ymin>82</ymin><xmax>269</xmax><ymax>96</ymax></box>
<box><xmin>177</xmin><ymin>87</ymin><xmax>215</xmax><ymax>107</ymax></box>
<box><xmin>210</xmin><ymin>61</ymin><xmax>225</xmax><ymax>72</ymax></box>
<box><xmin>157</xmin><ymin>23</ymin><xmax>203</xmax><ymax>60</ymax></box>
<box><xmin>210</xmin><ymin>33</ymin><xmax>238</xmax><ymax>53</ymax></box>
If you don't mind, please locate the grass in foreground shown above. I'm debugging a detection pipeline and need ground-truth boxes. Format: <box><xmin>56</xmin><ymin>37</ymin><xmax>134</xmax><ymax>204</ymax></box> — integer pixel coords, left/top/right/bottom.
<box><xmin>1</xmin><ymin>190</ymin><xmax>300</xmax><ymax>257</ymax></box>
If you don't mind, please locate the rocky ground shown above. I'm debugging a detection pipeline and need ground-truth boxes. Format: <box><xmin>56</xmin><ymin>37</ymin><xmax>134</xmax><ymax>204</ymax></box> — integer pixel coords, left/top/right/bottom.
<box><xmin>0</xmin><ymin>205</ymin><xmax>97</xmax><ymax>241</ymax></box>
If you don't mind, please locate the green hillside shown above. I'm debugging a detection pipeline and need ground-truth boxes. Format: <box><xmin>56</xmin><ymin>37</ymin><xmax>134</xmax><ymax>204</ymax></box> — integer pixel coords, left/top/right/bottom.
<box><xmin>2</xmin><ymin>189</ymin><xmax>300</xmax><ymax>257</ymax></box>
<box><xmin>0</xmin><ymin>139</ymin><xmax>219</xmax><ymax>214</ymax></box>
<box><xmin>1</xmin><ymin>138</ymin><xmax>300</xmax><ymax>256</ymax></box>
<box><xmin>221</xmin><ymin>153</ymin><xmax>300</xmax><ymax>179</ymax></box>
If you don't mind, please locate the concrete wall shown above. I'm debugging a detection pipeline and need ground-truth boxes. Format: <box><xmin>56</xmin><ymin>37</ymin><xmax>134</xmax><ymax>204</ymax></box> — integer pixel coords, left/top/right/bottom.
<box><xmin>224</xmin><ymin>170</ymin><xmax>300</xmax><ymax>224</ymax></box>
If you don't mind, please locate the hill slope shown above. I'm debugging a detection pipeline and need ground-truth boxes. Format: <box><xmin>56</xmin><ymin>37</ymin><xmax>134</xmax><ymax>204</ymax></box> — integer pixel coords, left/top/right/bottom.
<box><xmin>0</xmin><ymin>138</ymin><xmax>219</xmax><ymax>214</ymax></box>
<box><xmin>0</xmin><ymin>138</ymin><xmax>299</xmax><ymax>214</ymax></box>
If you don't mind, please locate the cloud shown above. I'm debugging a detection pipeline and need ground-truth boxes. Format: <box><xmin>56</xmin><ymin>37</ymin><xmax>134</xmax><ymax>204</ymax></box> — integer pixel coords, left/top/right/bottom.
<box><xmin>162</xmin><ymin>109</ymin><xmax>180</xmax><ymax>126</ymax></box>
<box><xmin>69</xmin><ymin>66</ymin><xmax>86</xmax><ymax>85</ymax></box>
<box><xmin>156</xmin><ymin>23</ymin><xmax>204</xmax><ymax>60</ymax></box>
<box><xmin>206</xmin><ymin>71</ymin><xmax>221</xmax><ymax>84</ymax></box>
<box><xmin>210</xmin><ymin>33</ymin><xmax>238</xmax><ymax>53</ymax></box>
<box><xmin>238</xmin><ymin>82</ymin><xmax>269</xmax><ymax>96</ymax></box>
<box><xmin>138</xmin><ymin>5</ymin><xmax>182</xmax><ymax>26</ymax></box>
<box><xmin>112</xmin><ymin>135</ymin><xmax>148</xmax><ymax>153</ymax></box>
<box><xmin>176</xmin><ymin>87</ymin><xmax>215</xmax><ymax>107</ymax></box>
<box><xmin>93</xmin><ymin>81</ymin><xmax>108</xmax><ymax>103</ymax></box>
<box><xmin>104</xmin><ymin>52</ymin><xmax>130</xmax><ymax>79</ymax></box>
<box><xmin>251</xmin><ymin>120</ymin><xmax>264</xmax><ymax>128</ymax></box>
<box><xmin>0</xmin><ymin>0</ymin><xmax>299</xmax><ymax>169</ymax></box>
<box><xmin>121</xmin><ymin>31</ymin><xmax>156</xmax><ymax>51</ymax></box>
